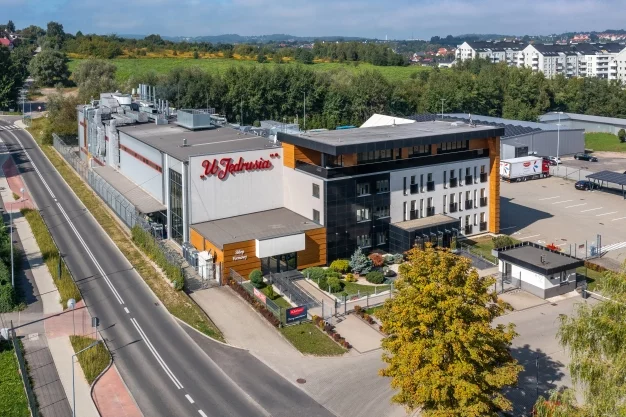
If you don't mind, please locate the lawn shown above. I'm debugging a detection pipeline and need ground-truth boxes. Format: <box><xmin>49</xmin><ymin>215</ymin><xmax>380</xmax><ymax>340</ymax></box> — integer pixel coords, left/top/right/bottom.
<box><xmin>577</xmin><ymin>266</ymin><xmax>606</xmax><ymax>292</ymax></box>
<box><xmin>585</xmin><ymin>132</ymin><xmax>626</xmax><ymax>153</ymax></box>
<box><xmin>365</xmin><ymin>305</ymin><xmax>384</xmax><ymax>316</ymax></box>
<box><xmin>335</xmin><ymin>281</ymin><xmax>391</xmax><ymax>296</ymax></box>
<box><xmin>70</xmin><ymin>335</ymin><xmax>110</xmax><ymax>385</ymax></box>
<box><xmin>68</xmin><ymin>58</ymin><xmax>431</xmax><ymax>84</ymax></box>
<box><xmin>0</xmin><ymin>341</ymin><xmax>30</xmax><ymax>417</ymax></box>
<box><xmin>260</xmin><ymin>285</ymin><xmax>292</xmax><ymax>309</ymax></box>
<box><xmin>461</xmin><ymin>235</ymin><xmax>521</xmax><ymax>264</ymax></box>
<box><xmin>280</xmin><ymin>323</ymin><xmax>346</xmax><ymax>356</ymax></box>
<box><xmin>26</xmin><ymin>118</ymin><xmax>223</xmax><ymax>341</ymax></box>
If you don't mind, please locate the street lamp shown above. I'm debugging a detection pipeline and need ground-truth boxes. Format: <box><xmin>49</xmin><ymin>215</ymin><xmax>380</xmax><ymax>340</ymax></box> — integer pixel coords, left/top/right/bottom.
<box><xmin>555</xmin><ymin>111</ymin><xmax>564</xmax><ymax>172</ymax></box>
<box><xmin>72</xmin><ymin>340</ymin><xmax>102</xmax><ymax>417</ymax></box>
<box><xmin>67</xmin><ymin>298</ymin><xmax>76</xmax><ymax>335</ymax></box>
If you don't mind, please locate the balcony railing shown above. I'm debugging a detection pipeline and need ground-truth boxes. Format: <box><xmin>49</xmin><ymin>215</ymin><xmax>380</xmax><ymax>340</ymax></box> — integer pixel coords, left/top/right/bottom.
<box><xmin>449</xmin><ymin>177</ymin><xmax>458</xmax><ymax>188</ymax></box>
<box><xmin>465</xmin><ymin>200</ymin><xmax>474</xmax><ymax>210</ymax></box>
<box><xmin>426</xmin><ymin>207</ymin><xmax>435</xmax><ymax>217</ymax></box>
<box><xmin>410</xmin><ymin>183</ymin><xmax>419</xmax><ymax>194</ymax></box>
<box><xmin>409</xmin><ymin>210</ymin><xmax>419</xmax><ymax>220</ymax></box>
<box><xmin>449</xmin><ymin>203</ymin><xmax>458</xmax><ymax>213</ymax></box>
<box><xmin>426</xmin><ymin>181</ymin><xmax>435</xmax><ymax>192</ymax></box>
<box><xmin>465</xmin><ymin>175</ymin><xmax>473</xmax><ymax>185</ymax></box>
<box><xmin>464</xmin><ymin>225</ymin><xmax>473</xmax><ymax>235</ymax></box>
<box><xmin>480</xmin><ymin>172</ymin><xmax>488</xmax><ymax>183</ymax></box>
<box><xmin>480</xmin><ymin>197</ymin><xmax>488</xmax><ymax>207</ymax></box>
<box><xmin>479</xmin><ymin>222</ymin><xmax>487</xmax><ymax>232</ymax></box>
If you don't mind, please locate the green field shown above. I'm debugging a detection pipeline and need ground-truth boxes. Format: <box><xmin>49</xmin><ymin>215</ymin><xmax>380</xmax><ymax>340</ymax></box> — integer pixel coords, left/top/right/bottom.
<box><xmin>68</xmin><ymin>58</ymin><xmax>430</xmax><ymax>83</ymax></box>
<box><xmin>280</xmin><ymin>323</ymin><xmax>346</xmax><ymax>356</ymax></box>
<box><xmin>0</xmin><ymin>342</ymin><xmax>30</xmax><ymax>417</ymax></box>
<box><xmin>585</xmin><ymin>132</ymin><xmax>626</xmax><ymax>152</ymax></box>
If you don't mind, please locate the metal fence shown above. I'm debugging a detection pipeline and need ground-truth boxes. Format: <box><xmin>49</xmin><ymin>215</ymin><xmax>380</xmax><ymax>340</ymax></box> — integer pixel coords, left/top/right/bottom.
<box><xmin>9</xmin><ymin>323</ymin><xmax>40</xmax><ymax>417</ymax></box>
<box><xmin>549</xmin><ymin>165</ymin><xmax>595</xmax><ymax>182</ymax></box>
<box><xmin>229</xmin><ymin>269</ymin><xmax>288</xmax><ymax>324</ymax></box>
<box><xmin>52</xmin><ymin>134</ymin><xmax>214</xmax><ymax>290</ymax></box>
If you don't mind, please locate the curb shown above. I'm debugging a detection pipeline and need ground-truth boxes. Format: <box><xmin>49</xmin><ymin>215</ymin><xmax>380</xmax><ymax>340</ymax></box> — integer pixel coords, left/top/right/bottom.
<box><xmin>174</xmin><ymin>316</ymin><xmax>248</xmax><ymax>351</ymax></box>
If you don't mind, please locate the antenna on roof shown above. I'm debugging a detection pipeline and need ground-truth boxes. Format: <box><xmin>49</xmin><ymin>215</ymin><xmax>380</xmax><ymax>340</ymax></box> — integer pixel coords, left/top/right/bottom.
<box><xmin>468</xmin><ymin>113</ymin><xmax>475</xmax><ymax>127</ymax></box>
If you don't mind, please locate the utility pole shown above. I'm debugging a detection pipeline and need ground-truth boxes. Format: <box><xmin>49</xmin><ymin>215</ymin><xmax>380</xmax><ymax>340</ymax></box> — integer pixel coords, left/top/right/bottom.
<box><xmin>556</xmin><ymin>111</ymin><xmax>563</xmax><ymax>172</ymax></box>
<box><xmin>303</xmin><ymin>92</ymin><xmax>306</xmax><ymax>131</ymax></box>
<box><xmin>240</xmin><ymin>100</ymin><xmax>243</xmax><ymax>126</ymax></box>
<box><xmin>440</xmin><ymin>99</ymin><xmax>445</xmax><ymax>119</ymax></box>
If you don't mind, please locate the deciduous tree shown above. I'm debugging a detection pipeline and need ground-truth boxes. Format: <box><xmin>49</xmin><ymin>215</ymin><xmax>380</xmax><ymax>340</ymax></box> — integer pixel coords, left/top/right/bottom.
<box><xmin>28</xmin><ymin>49</ymin><xmax>69</xmax><ymax>86</ymax></box>
<box><xmin>72</xmin><ymin>58</ymin><xmax>117</xmax><ymax>101</ymax></box>
<box><xmin>377</xmin><ymin>245</ymin><xmax>522</xmax><ymax>416</ymax></box>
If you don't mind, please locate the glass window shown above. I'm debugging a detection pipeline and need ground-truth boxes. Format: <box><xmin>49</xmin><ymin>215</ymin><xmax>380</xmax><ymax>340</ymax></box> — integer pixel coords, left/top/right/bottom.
<box><xmin>481</xmin><ymin>188</ymin><xmax>486</xmax><ymax>198</ymax></box>
<box><xmin>474</xmin><ymin>213</ymin><xmax>478</xmax><ymax>226</ymax></box>
<box><xmin>376</xmin><ymin>231</ymin><xmax>387</xmax><ymax>246</ymax></box>
<box><xmin>481</xmin><ymin>165</ymin><xmax>486</xmax><ymax>174</ymax></box>
<box><xmin>313</xmin><ymin>209</ymin><xmax>320</xmax><ymax>223</ymax></box>
<box><xmin>356</xmin><ymin>207</ymin><xmax>371</xmax><ymax>222</ymax></box>
<box><xmin>169</xmin><ymin>169</ymin><xmax>184</xmax><ymax>245</ymax></box>
<box><xmin>410</xmin><ymin>175</ymin><xmax>416</xmax><ymax>184</ymax></box>
<box><xmin>443</xmin><ymin>195</ymin><xmax>447</xmax><ymax>212</ymax></box>
<box><xmin>403</xmin><ymin>202</ymin><xmax>408</xmax><ymax>220</ymax></box>
<box><xmin>312</xmin><ymin>183</ymin><xmax>320</xmax><ymax>198</ymax></box>
<box><xmin>466</xmin><ymin>167</ymin><xmax>471</xmax><ymax>176</ymax></box>
<box><xmin>450</xmin><ymin>169</ymin><xmax>456</xmax><ymax>179</ymax></box>
<box><xmin>357</xmin><ymin>183</ymin><xmax>370</xmax><ymax>196</ymax></box>
<box><xmin>443</xmin><ymin>171</ymin><xmax>447</xmax><ymax>188</ymax></box>
<box><xmin>376</xmin><ymin>179</ymin><xmax>389</xmax><ymax>193</ymax></box>
<box><xmin>374</xmin><ymin>206</ymin><xmax>390</xmax><ymax>218</ymax></box>
<box><xmin>357</xmin><ymin>234</ymin><xmax>372</xmax><ymax>248</ymax></box>
<box><xmin>427</xmin><ymin>173</ymin><xmax>433</xmax><ymax>182</ymax></box>
<box><xmin>410</xmin><ymin>200</ymin><xmax>417</xmax><ymax>211</ymax></box>
<box><xmin>480</xmin><ymin>212</ymin><xmax>486</xmax><ymax>223</ymax></box>
<box><xmin>427</xmin><ymin>197</ymin><xmax>433</xmax><ymax>207</ymax></box>
<box><xmin>403</xmin><ymin>177</ymin><xmax>407</xmax><ymax>195</ymax></box>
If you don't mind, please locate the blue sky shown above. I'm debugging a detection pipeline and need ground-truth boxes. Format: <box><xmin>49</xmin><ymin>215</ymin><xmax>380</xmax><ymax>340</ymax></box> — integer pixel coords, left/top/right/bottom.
<box><xmin>1</xmin><ymin>0</ymin><xmax>624</xmax><ymax>39</ymax></box>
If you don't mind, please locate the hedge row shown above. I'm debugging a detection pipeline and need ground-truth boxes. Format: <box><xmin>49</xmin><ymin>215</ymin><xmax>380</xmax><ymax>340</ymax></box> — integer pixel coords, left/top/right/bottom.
<box><xmin>228</xmin><ymin>279</ymin><xmax>280</xmax><ymax>327</ymax></box>
<box><xmin>584</xmin><ymin>260</ymin><xmax>609</xmax><ymax>273</ymax></box>
<box><xmin>131</xmin><ymin>225</ymin><xmax>184</xmax><ymax>290</ymax></box>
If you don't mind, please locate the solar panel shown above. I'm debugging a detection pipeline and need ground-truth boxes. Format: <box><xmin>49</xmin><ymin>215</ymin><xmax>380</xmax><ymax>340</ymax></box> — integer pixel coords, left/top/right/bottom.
<box><xmin>586</xmin><ymin>170</ymin><xmax>626</xmax><ymax>186</ymax></box>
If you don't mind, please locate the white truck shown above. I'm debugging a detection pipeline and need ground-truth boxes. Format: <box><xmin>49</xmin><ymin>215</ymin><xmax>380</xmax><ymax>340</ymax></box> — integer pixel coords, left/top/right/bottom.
<box><xmin>499</xmin><ymin>156</ymin><xmax>550</xmax><ymax>182</ymax></box>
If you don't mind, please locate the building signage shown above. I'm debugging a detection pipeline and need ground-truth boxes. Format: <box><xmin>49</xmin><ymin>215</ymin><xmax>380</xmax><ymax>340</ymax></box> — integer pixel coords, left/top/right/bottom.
<box><xmin>285</xmin><ymin>306</ymin><xmax>308</xmax><ymax>323</ymax></box>
<box><xmin>232</xmin><ymin>249</ymin><xmax>248</xmax><ymax>261</ymax></box>
<box><xmin>200</xmin><ymin>153</ymin><xmax>279</xmax><ymax>181</ymax></box>
<box><xmin>253</xmin><ymin>287</ymin><xmax>267</xmax><ymax>304</ymax></box>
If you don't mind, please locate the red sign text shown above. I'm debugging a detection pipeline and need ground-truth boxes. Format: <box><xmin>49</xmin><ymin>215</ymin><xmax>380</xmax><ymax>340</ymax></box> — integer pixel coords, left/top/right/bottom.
<box><xmin>201</xmin><ymin>156</ymin><xmax>274</xmax><ymax>180</ymax></box>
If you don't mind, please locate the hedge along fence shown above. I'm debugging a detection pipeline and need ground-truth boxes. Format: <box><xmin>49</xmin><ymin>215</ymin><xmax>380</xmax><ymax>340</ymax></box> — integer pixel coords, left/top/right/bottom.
<box><xmin>131</xmin><ymin>225</ymin><xmax>184</xmax><ymax>290</ymax></box>
<box><xmin>21</xmin><ymin>209</ymin><xmax>81</xmax><ymax>306</ymax></box>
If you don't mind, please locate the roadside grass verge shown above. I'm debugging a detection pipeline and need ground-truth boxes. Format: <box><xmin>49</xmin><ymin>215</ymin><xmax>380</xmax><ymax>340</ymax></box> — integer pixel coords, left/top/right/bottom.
<box><xmin>21</xmin><ymin>208</ymin><xmax>81</xmax><ymax>307</ymax></box>
<box><xmin>0</xmin><ymin>341</ymin><xmax>30</xmax><ymax>417</ymax></box>
<box><xmin>577</xmin><ymin>266</ymin><xmax>605</xmax><ymax>292</ymax></box>
<box><xmin>585</xmin><ymin>132</ymin><xmax>626</xmax><ymax>153</ymax></box>
<box><xmin>365</xmin><ymin>305</ymin><xmax>384</xmax><ymax>316</ymax></box>
<box><xmin>26</xmin><ymin>118</ymin><xmax>223</xmax><ymax>341</ymax></box>
<box><xmin>280</xmin><ymin>323</ymin><xmax>346</xmax><ymax>356</ymax></box>
<box><xmin>69</xmin><ymin>336</ymin><xmax>110</xmax><ymax>385</ymax></box>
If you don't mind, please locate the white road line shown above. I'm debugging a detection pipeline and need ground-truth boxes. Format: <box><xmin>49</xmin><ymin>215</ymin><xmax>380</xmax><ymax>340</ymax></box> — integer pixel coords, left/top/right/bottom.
<box><xmin>186</xmin><ymin>395</ymin><xmax>195</xmax><ymax>404</ymax></box>
<box><xmin>499</xmin><ymin>226</ymin><xmax>517</xmax><ymax>231</ymax></box>
<box><xmin>519</xmin><ymin>234</ymin><xmax>540</xmax><ymax>240</ymax></box>
<box><xmin>198</xmin><ymin>411</ymin><xmax>208</xmax><ymax>417</ymax></box>
<box><xmin>8</xmin><ymin>130</ymin><xmax>126</xmax><ymax>304</ymax></box>
<box><xmin>565</xmin><ymin>203</ymin><xmax>586</xmax><ymax>208</ymax></box>
<box><xmin>596</xmin><ymin>211</ymin><xmax>618</xmax><ymax>217</ymax></box>
<box><xmin>124</xmin><ymin>307</ymin><xmax>130</xmax><ymax>314</ymax></box>
<box><xmin>552</xmin><ymin>200</ymin><xmax>573</xmax><ymax>204</ymax></box>
<box><xmin>612</xmin><ymin>217</ymin><xmax>626</xmax><ymax>221</ymax></box>
<box><xmin>601</xmin><ymin>241</ymin><xmax>626</xmax><ymax>252</ymax></box>
<box><xmin>539</xmin><ymin>196</ymin><xmax>560</xmax><ymax>200</ymax></box>
<box><xmin>130</xmin><ymin>318</ymin><xmax>183</xmax><ymax>389</ymax></box>
<box><xmin>581</xmin><ymin>207</ymin><xmax>603</xmax><ymax>213</ymax></box>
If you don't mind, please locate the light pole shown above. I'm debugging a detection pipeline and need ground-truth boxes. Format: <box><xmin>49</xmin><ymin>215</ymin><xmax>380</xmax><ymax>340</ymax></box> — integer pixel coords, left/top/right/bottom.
<box><xmin>72</xmin><ymin>340</ymin><xmax>102</xmax><ymax>417</ymax></box>
<box><xmin>556</xmin><ymin>111</ymin><xmax>563</xmax><ymax>172</ymax></box>
<box><xmin>67</xmin><ymin>298</ymin><xmax>76</xmax><ymax>335</ymax></box>
<box><xmin>440</xmin><ymin>98</ymin><xmax>446</xmax><ymax>119</ymax></box>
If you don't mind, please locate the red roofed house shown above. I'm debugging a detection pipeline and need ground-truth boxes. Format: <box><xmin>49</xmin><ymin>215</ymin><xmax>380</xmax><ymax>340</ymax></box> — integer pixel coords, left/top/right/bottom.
<box><xmin>0</xmin><ymin>38</ymin><xmax>13</xmax><ymax>50</ymax></box>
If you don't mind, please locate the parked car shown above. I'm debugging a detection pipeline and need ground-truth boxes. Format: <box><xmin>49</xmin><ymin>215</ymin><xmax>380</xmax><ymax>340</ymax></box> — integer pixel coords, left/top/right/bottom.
<box><xmin>575</xmin><ymin>180</ymin><xmax>598</xmax><ymax>191</ymax></box>
<box><xmin>548</xmin><ymin>156</ymin><xmax>561</xmax><ymax>164</ymax></box>
<box><xmin>574</xmin><ymin>152</ymin><xmax>598</xmax><ymax>162</ymax></box>
<box><xmin>541</xmin><ymin>156</ymin><xmax>558</xmax><ymax>166</ymax></box>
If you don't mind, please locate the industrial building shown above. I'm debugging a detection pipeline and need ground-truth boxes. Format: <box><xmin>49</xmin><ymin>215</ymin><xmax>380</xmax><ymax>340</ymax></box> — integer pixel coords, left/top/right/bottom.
<box><xmin>540</xmin><ymin>112</ymin><xmax>626</xmax><ymax>135</ymax></box>
<box><xmin>78</xmin><ymin>90</ymin><xmax>504</xmax><ymax>283</ymax></box>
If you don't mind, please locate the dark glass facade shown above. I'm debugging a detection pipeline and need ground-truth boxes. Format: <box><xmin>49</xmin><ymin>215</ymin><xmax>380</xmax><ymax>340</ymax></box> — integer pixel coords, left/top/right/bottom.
<box><xmin>325</xmin><ymin>173</ymin><xmax>391</xmax><ymax>261</ymax></box>
<box><xmin>389</xmin><ymin>220</ymin><xmax>460</xmax><ymax>254</ymax></box>
<box><xmin>169</xmin><ymin>169</ymin><xmax>184</xmax><ymax>245</ymax></box>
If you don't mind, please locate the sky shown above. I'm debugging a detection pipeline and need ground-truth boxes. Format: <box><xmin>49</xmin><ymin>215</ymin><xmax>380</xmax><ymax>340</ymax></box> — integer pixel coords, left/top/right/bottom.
<box><xmin>1</xmin><ymin>0</ymin><xmax>625</xmax><ymax>39</ymax></box>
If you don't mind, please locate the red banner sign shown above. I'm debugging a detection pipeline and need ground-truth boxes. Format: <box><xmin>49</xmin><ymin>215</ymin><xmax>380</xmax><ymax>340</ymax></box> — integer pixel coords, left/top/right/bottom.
<box><xmin>201</xmin><ymin>153</ymin><xmax>278</xmax><ymax>181</ymax></box>
<box><xmin>253</xmin><ymin>287</ymin><xmax>267</xmax><ymax>304</ymax></box>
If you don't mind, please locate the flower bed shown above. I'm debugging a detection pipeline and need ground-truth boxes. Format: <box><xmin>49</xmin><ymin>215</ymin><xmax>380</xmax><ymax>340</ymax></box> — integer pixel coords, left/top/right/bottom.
<box><xmin>228</xmin><ymin>279</ymin><xmax>280</xmax><ymax>327</ymax></box>
<box><xmin>311</xmin><ymin>315</ymin><xmax>352</xmax><ymax>349</ymax></box>
<box><xmin>354</xmin><ymin>305</ymin><xmax>386</xmax><ymax>334</ymax></box>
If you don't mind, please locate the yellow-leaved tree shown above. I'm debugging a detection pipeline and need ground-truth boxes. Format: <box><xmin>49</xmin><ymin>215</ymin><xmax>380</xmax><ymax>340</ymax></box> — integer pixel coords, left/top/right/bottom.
<box><xmin>377</xmin><ymin>244</ymin><xmax>522</xmax><ymax>417</ymax></box>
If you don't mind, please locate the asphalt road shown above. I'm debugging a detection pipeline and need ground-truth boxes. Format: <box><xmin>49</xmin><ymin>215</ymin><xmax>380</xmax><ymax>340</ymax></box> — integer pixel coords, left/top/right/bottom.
<box><xmin>0</xmin><ymin>117</ymin><xmax>335</xmax><ymax>417</ymax></box>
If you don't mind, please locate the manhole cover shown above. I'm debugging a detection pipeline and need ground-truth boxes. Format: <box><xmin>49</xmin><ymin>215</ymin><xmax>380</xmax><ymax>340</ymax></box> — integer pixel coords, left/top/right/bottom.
<box><xmin>551</xmin><ymin>303</ymin><xmax>558</xmax><ymax>306</ymax></box>
<box><xmin>296</xmin><ymin>378</ymin><xmax>306</xmax><ymax>384</ymax></box>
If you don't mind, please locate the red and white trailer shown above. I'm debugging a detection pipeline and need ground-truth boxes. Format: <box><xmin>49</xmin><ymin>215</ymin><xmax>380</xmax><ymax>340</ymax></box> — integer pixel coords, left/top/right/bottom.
<box><xmin>499</xmin><ymin>156</ymin><xmax>550</xmax><ymax>182</ymax></box>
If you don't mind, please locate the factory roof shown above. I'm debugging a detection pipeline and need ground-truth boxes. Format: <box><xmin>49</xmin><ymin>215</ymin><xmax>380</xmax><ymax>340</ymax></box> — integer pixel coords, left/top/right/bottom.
<box><xmin>278</xmin><ymin>120</ymin><xmax>503</xmax><ymax>156</ymax></box>
<box><xmin>540</xmin><ymin>112</ymin><xmax>626</xmax><ymax>127</ymax></box>
<box><xmin>496</xmin><ymin>242</ymin><xmax>584</xmax><ymax>276</ymax></box>
<box><xmin>191</xmin><ymin>208</ymin><xmax>321</xmax><ymax>249</ymax></box>
<box><xmin>117</xmin><ymin>122</ymin><xmax>280</xmax><ymax>161</ymax></box>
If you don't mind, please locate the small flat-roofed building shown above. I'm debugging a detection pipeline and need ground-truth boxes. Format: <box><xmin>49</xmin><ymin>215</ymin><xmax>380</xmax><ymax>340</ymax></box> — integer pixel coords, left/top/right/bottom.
<box><xmin>495</xmin><ymin>242</ymin><xmax>584</xmax><ymax>298</ymax></box>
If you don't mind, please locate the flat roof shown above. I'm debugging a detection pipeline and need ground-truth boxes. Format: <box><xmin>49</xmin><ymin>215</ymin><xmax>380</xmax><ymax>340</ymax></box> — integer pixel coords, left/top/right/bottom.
<box><xmin>191</xmin><ymin>208</ymin><xmax>321</xmax><ymax>249</ymax></box>
<box><xmin>92</xmin><ymin>165</ymin><xmax>166</xmax><ymax>214</ymax></box>
<box><xmin>393</xmin><ymin>214</ymin><xmax>459</xmax><ymax>232</ymax></box>
<box><xmin>587</xmin><ymin>170</ymin><xmax>626</xmax><ymax>186</ymax></box>
<box><xmin>278</xmin><ymin>120</ymin><xmax>504</xmax><ymax>156</ymax></box>
<box><xmin>118</xmin><ymin>123</ymin><xmax>280</xmax><ymax>161</ymax></box>
<box><xmin>540</xmin><ymin>112</ymin><xmax>626</xmax><ymax>127</ymax></box>
<box><xmin>496</xmin><ymin>242</ymin><xmax>584</xmax><ymax>275</ymax></box>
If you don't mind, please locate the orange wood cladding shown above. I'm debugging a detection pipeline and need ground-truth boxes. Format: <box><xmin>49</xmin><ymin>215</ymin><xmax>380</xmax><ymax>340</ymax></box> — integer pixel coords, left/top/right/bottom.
<box><xmin>431</xmin><ymin>144</ymin><xmax>438</xmax><ymax>155</ymax></box>
<box><xmin>282</xmin><ymin>143</ymin><xmax>296</xmax><ymax>168</ymax></box>
<box><xmin>282</xmin><ymin>143</ymin><xmax>321</xmax><ymax>168</ymax></box>
<box><xmin>297</xmin><ymin>228</ymin><xmax>327</xmax><ymax>269</ymax></box>
<box><xmin>488</xmin><ymin>136</ymin><xmax>501</xmax><ymax>233</ymax></box>
<box><xmin>469</xmin><ymin>138</ymin><xmax>489</xmax><ymax>150</ymax></box>
<box><xmin>342</xmin><ymin>153</ymin><xmax>357</xmax><ymax>167</ymax></box>
<box><xmin>223</xmin><ymin>240</ymin><xmax>260</xmax><ymax>281</ymax></box>
<box><xmin>190</xmin><ymin>228</ymin><xmax>205</xmax><ymax>252</ymax></box>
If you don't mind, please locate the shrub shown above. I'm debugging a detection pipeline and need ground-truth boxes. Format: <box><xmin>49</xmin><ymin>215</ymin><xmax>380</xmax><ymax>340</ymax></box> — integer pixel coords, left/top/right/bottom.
<box><xmin>327</xmin><ymin>276</ymin><xmax>342</xmax><ymax>293</ymax></box>
<box><xmin>249</xmin><ymin>269</ymin><xmax>263</xmax><ymax>288</ymax></box>
<box><xmin>350</xmin><ymin>248</ymin><xmax>372</xmax><ymax>274</ymax></box>
<box><xmin>393</xmin><ymin>253</ymin><xmax>404</xmax><ymax>264</ymax></box>
<box><xmin>383</xmin><ymin>254</ymin><xmax>394</xmax><ymax>265</ymax></box>
<box><xmin>619</xmin><ymin>128</ymin><xmax>626</xmax><ymax>143</ymax></box>
<box><xmin>131</xmin><ymin>225</ymin><xmax>184</xmax><ymax>290</ymax></box>
<box><xmin>318</xmin><ymin>276</ymin><xmax>328</xmax><ymax>291</ymax></box>
<box><xmin>354</xmin><ymin>305</ymin><xmax>362</xmax><ymax>314</ymax></box>
<box><xmin>366</xmin><ymin>270</ymin><xmax>385</xmax><ymax>284</ymax></box>
<box><xmin>345</xmin><ymin>273</ymin><xmax>357</xmax><ymax>282</ymax></box>
<box><xmin>324</xmin><ymin>270</ymin><xmax>342</xmax><ymax>279</ymax></box>
<box><xmin>227</xmin><ymin>279</ymin><xmax>279</xmax><ymax>327</ymax></box>
<box><xmin>0</xmin><ymin>280</ymin><xmax>16</xmax><ymax>313</ymax></box>
<box><xmin>342</xmin><ymin>340</ymin><xmax>351</xmax><ymax>349</ymax></box>
<box><xmin>266</xmin><ymin>284</ymin><xmax>275</xmax><ymax>299</ymax></box>
<box><xmin>363</xmin><ymin>313</ymin><xmax>370</xmax><ymax>321</ymax></box>
<box><xmin>303</xmin><ymin>267</ymin><xmax>326</xmax><ymax>282</ymax></box>
<box><xmin>368</xmin><ymin>253</ymin><xmax>384</xmax><ymax>267</ymax></box>
<box><xmin>329</xmin><ymin>259</ymin><xmax>350</xmax><ymax>273</ymax></box>
<box><xmin>492</xmin><ymin>235</ymin><xmax>517</xmax><ymax>249</ymax></box>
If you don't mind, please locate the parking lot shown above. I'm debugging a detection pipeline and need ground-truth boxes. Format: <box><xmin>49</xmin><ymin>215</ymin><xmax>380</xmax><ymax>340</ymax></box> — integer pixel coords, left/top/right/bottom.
<box><xmin>500</xmin><ymin>175</ymin><xmax>626</xmax><ymax>265</ymax></box>
<box><xmin>560</xmin><ymin>151</ymin><xmax>626</xmax><ymax>173</ymax></box>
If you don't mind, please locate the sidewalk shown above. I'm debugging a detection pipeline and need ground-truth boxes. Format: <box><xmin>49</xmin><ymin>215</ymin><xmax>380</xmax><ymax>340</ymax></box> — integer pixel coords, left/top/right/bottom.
<box><xmin>1</xmin><ymin>150</ymin><xmax>141</xmax><ymax>417</ymax></box>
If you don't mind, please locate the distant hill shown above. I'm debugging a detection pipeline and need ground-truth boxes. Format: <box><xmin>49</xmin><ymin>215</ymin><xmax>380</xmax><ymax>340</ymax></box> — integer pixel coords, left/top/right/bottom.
<box><xmin>116</xmin><ymin>33</ymin><xmax>371</xmax><ymax>43</ymax></box>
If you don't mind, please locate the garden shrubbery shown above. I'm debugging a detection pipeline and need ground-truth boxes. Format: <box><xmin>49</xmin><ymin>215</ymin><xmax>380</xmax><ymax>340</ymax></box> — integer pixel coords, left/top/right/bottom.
<box><xmin>131</xmin><ymin>225</ymin><xmax>184</xmax><ymax>290</ymax></box>
<box><xmin>327</xmin><ymin>276</ymin><xmax>342</xmax><ymax>293</ymax></box>
<box><xmin>492</xmin><ymin>235</ymin><xmax>517</xmax><ymax>249</ymax></box>
<box><xmin>329</xmin><ymin>259</ymin><xmax>350</xmax><ymax>273</ymax></box>
<box><xmin>302</xmin><ymin>267</ymin><xmax>326</xmax><ymax>282</ymax></box>
<box><xmin>312</xmin><ymin>315</ymin><xmax>351</xmax><ymax>349</ymax></box>
<box><xmin>350</xmin><ymin>248</ymin><xmax>372</xmax><ymax>274</ymax></box>
<box><xmin>366</xmin><ymin>270</ymin><xmax>385</xmax><ymax>284</ymax></box>
<box><xmin>249</xmin><ymin>269</ymin><xmax>263</xmax><ymax>288</ymax></box>
<box><xmin>368</xmin><ymin>253</ymin><xmax>384</xmax><ymax>267</ymax></box>
<box><xmin>228</xmin><ymin>279</ymin><xmax>280</xmax><ymax>327</ymax></box>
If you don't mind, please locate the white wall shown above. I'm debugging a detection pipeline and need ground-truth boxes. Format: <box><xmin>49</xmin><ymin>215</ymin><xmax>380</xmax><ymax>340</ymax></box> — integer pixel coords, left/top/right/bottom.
<box><xmin>256</xmin><ymin>233</ymin><xmax>305</xmax><ymax>258</ymax></box>
<box><xmin>389</xmin><ymin>157</ymin><xmax>490</xmax><ymax>236</ymax></box>
<box><xmin>499</xmin><ymin>260</ymin><xmax>577</xmax><ymax>290</ymax></box>
<box><xmin>189</xmin><ymin>148</ymin><xmax>284</xmax><ymax>224</ymax></box>
<box><xmin>283</xmin><ymin>168</ymin><xmax>324</xmax><ymax>225</ymax></box>
<box><xmin>119</xmin><ymin>132</ymin><xmax>164</xmax><ymax>203</ymax></box>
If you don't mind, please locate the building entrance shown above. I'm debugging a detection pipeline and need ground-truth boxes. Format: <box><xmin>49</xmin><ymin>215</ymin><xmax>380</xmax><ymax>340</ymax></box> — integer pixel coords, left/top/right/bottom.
<box><xmin>261</xmin><ymin>252</ymin><xmax>297</xmax><ymax>275</ymax></box>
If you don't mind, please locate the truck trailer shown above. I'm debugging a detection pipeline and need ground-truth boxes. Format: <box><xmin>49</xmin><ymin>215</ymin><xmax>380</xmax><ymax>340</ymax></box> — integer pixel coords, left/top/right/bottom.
<box><xmin>499</xmin><ymin>156</ymin><xmax>550</xmax><ymax>182</ymax></box>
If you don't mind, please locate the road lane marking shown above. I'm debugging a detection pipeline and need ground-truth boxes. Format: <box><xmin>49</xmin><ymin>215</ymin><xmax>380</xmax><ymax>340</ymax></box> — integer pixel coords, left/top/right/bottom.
<box><xmin>565</xmin><ymin>203</ymin><xmax>586</xmax><ymax>208</ymax></box>
<box><xmin>519</xmin><ymin>234</ymin><xmax>540</xmax><ymax>240</ymax></box>
<box><xmin>601</xmin><ymin>241</ymin><xmax>626</xmax><ymax>252</ymax></box>
<box><xmin>596</xmin><ymin>211</ymin><xmax>618</xmax><ymax>217</ymax></box>
<box><xmin>198</xmin><ymin>411</ymin><xmax>208</xmax><ymax>417</ymax></box>
<box><xmin>124</xmin><ymin>307</ymin><xmax>130</xmax><ymax>314</ymax></box>
<box><xmin>539</xmin><ymin>196</ymin><xmax>560</xmax><ymax>200</ymax></box>
<box><xmin>552</xmin><ymin>200</ymin><xmax>573</xmax><ymax>204</ymax></box>
<box><xmin>499</xmin><ymin>226</ymin><xmax>517</xmax><ymax>231</ymax></box>
<box><xmin>580</xmin><ymin>207</ymin><xmax>603</xmax><ymax>213</ymax></box>
<box><xmin>131</xmin><ymin>318</ymin><xmax>183</xmax><ymax>389</ymax></box>
<box><xmin>186</xmin><ymin>395</ymin><xmax>194</xmax><ymax>404</ymax></box>
<box><xmin>612</xmin><ymin>217</ymin><xmax>626</xmax><ymax>221</ymax></box>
